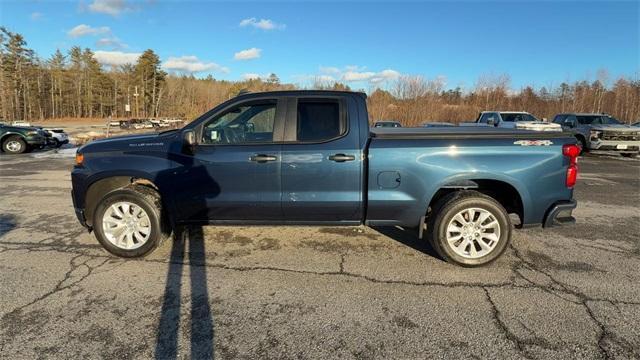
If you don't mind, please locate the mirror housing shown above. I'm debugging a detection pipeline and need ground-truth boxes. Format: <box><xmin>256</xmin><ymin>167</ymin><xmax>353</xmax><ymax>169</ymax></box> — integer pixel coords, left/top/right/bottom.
<box><xmin>182</xmin><ymin>130</ymin><xmax>196</xmax><ymax>154</ymax></box>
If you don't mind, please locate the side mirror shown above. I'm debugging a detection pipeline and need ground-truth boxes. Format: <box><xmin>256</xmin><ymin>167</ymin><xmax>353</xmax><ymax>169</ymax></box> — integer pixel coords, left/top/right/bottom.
<box><xmin>182</xmin><ymin>130</ymin><xmax>196</xmax><ymax>154</ymax></box>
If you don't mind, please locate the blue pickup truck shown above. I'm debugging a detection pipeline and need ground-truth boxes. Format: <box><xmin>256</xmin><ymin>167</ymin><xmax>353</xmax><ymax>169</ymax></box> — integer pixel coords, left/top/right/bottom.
<box><xmin>71</xmin><ymin>90</ymin><xmax>579</xmax><ymax>267</ymax></box>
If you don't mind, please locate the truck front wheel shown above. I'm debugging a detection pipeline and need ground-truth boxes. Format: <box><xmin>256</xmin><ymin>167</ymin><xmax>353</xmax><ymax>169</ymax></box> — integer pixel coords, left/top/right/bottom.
<box><xmin>427</xmin><ymin>191</ymin><xmax>511</xmax><ymax>267</ymax></box>
<box><xmin>92</xmin><ymin>185</ymin><xmax>168</xmax><ymax>257</ymax></box>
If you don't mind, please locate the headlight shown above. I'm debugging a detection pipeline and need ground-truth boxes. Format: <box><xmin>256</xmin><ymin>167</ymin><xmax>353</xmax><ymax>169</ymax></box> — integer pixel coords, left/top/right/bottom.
<box><xmin>590</xmin><ymin>130</ymin><xmax>602</xmax><ymax>140</ymax></box>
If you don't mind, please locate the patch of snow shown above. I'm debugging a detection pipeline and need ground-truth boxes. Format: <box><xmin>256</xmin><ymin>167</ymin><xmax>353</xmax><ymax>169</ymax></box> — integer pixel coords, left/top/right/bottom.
<box><xmin>32</xmin><ymin>147</ymin><xmax>78</xmax><ymax>158</ymax></box>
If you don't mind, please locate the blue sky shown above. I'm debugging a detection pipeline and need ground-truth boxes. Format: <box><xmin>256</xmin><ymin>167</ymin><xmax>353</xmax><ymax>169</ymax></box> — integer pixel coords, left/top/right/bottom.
<box><xmin>1</xmin><ymin>1</ymin><xmax>638</xmax><ymax>91</ymax></box>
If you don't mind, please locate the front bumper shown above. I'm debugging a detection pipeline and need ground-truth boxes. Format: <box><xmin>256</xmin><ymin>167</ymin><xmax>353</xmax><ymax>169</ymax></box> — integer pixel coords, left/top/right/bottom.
<box><xmin>71</xmin><ymin>189</ymin><xmax>91</xmax><ymax>230</ymax></box>
<box><xmin>543</xmin><ymin>200</ymin><xmax>577</xmax><ymax>228</ymax></box>
<box><xmin>25</xmin><ymin>135</ymin><xmax>46</xmax><ymax>146</ymax></box>
<box><xmin>589</xmin><ymin>139</ymin><xmax>640</xmax><ymax>153</ymax></box>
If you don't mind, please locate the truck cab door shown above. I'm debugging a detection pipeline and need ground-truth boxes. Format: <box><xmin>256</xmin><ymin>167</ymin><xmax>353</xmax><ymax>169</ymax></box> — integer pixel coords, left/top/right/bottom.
<box><xmin>172</xmin><ymin>97</ymin><xmax>285</xmax><ymax>221</ymax></box>
<box><xmin>280</xmin><ymin>96</ymin><xmax>363</xmax><ymax>223</ymax></box>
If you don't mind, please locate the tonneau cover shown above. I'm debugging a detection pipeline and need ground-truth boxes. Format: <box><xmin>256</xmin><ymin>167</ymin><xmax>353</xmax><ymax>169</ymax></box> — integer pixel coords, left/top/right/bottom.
<box><xmin>370</xmin><ymin>127</ymin><xmax>572</xmax><ymax>139</ymax></box>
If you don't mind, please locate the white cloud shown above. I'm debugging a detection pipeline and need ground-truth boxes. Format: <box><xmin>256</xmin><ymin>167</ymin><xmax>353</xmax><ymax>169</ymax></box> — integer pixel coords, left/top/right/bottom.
<box><xmin>239</xmin><ymin>17</ymin><xmax>285</xmax><ymax>30</ymax></box>
<box><xmin>342</xmin><ymin>69</ymin><xmax>400</xmax><ymax>83</ymax></box>
<box><xmin>342</xmin><ymin>71</ymin><xmax>376</xmax><ymax>82</ymax></box>
<box><xmin>93</xmin><ymin>50</ymin><xmax>141</xmax><ymax>66</ymax></box>
<box><xmin>30</xmin><ymin>12</ymin><xmax>43</xmax><ymax>21</ymax></box>
<box><xmin>68</xmin><ymin>24</ymin><xmax>111</xmax><ymax>38</ymax></box>
<box><xmin>242</xmin><ymin>73</ymin><xmax>262</xmax><ymax>80</ymax></box>
<box><xmin>163</xmin><ymin>56</ymin><xmax>230</xmax><ymax>74</ymax></box>
<box><xmin>234</xmin><ymin>48</ymin><xmax>261</xmax><ymax>61</ymax></box>
<box><xmin>319</xmin><ymin>66</ymin><xmax>340</xmax><ymax>74</ymax></box>
<box><xmin>299</xmin><ymin>66</ymin><xmax>402</xmax><ymax>86</ymax></box>
<box><xmin>370</xmin><ymin>69</ymin><xmax>401</xmax><ymax>83</ymax></box>
<box><xmin>96</xmin><ymin>37</ymin><xmax>127</xmax><ymax>49</ymax></box>
<box><xmin>314</xmin><ymin>75</ymin><xmax>336</xmax><ymax>82</ymax></box>
<box><xmin>88</xmin><ymin>0</ymin><xmax>134</xmax><ymax>16</ymax></box>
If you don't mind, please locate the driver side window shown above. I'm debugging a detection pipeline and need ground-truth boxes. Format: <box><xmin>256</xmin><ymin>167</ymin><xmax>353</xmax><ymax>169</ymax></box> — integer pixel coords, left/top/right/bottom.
<box><xmin>201</xmin><ymin>100</ymin><xmax>276</xmax><ymax>144</ymax></box>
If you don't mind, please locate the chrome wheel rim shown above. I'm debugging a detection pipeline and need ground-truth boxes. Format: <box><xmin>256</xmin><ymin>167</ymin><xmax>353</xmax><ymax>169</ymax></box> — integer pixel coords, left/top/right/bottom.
<box><xmin>102</xmin><ymin>201</ymin><xmax>151</xmax><ymax>250</ymax></box>
<box><xmin>6</xmin><ymin>140</ymin><xmax>22</xmax><ymax>152</ymax></box>
<box><xmin>446</xmin><ymin>207</ymin><xmax>501</xmax><ymax>259</ymax></box>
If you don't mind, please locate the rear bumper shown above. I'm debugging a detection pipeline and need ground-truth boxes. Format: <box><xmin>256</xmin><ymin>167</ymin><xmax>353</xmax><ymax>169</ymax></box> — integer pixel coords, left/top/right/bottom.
<box><xmin>543</xmin><ymin>200</ymin><xmax>577</xmax><ymax>228</ymax></box>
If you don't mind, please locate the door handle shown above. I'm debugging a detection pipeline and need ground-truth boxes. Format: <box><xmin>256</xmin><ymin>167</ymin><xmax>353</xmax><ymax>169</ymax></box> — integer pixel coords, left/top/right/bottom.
<box><xmin>328</xmin><ymin>154</ymin><xmax>355</xmax><ymax>162</ymax></box>
<box><xmin>250</xmin><ymin>154</ymin><xmax>277</xmax><ymax>163</ymax></box>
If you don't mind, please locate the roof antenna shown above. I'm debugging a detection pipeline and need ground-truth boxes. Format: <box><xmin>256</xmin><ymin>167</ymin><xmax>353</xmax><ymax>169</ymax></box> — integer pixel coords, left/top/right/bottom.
<box><xmin>237</xmin><ymin>89</ymin><xmax>251</xmax><ymax>96</ymax></box>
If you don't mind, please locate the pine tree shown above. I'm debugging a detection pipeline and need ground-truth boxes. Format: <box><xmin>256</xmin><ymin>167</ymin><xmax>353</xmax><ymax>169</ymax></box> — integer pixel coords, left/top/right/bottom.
<box><xmin>135</xmin><ymin>49</ymin><xmax>166</xmax><ymax>117</ymax></box>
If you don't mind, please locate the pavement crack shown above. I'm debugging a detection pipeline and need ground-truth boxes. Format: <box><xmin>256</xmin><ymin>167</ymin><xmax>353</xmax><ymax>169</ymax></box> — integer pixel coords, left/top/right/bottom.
<box><xmin>482</xmin><ymin>287</ymin><xmax>531</xmax><ymax>359</ymax></box>
<box><xmin>583</xmin><ymin>301</ymin><xmax>611</xmax><ymax>360</ymax></box>
<box><xmin>0</xmin><ymin>254</ymin><xmax>110</xmax><ymax>321</ymax></box>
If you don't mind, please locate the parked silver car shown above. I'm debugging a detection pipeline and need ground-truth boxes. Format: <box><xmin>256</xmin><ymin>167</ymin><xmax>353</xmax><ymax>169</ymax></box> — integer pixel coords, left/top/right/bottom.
<box><xmin>553</xmin><ymin>113</ymin><xmax>639</xmax><ymax>157</ymax></box>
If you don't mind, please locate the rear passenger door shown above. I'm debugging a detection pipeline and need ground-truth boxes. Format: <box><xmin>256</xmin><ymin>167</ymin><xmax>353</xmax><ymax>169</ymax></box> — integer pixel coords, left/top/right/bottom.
<box><xmin>280</xmin><ymin>96</ymin><xmax>363</xmax><ymax>223</ymax></box>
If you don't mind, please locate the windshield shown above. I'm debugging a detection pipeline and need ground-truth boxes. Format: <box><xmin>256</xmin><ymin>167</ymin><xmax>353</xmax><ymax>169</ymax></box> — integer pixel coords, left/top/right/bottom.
<box><xmin>605</xmin><ymin>116</ymin><xmax>621</xmax><ymax>125</ymax></box>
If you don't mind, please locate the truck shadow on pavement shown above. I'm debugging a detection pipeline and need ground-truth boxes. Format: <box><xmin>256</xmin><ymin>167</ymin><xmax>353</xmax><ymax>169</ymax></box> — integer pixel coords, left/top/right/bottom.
<box><xmin>371</xmin><ymin>226</ymin><xmax>440</xmax><ymax>260</ymax></box>
<box><xmin>155</xmin><ymin>225</ymin><xmax>214</xmax><ymax>359</ymax></box>
<box><xmin>0</xmin><ymin>214</ymin><xmax>17</xmax><ymax>238</ymax></box>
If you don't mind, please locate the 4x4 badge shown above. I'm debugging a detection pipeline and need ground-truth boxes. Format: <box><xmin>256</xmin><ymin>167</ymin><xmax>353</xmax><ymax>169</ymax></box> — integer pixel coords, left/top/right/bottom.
<box><xmin>514</xmin><ymin>140</ymin><xmax>554</xmax><ymax>146</ymax></box>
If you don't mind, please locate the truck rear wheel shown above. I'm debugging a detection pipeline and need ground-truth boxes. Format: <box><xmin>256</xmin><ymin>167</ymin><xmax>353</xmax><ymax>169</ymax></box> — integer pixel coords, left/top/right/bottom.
<box><xmin>427</xmin><ymin>190</ymin><xmax>511</xmax><ymax>267</ymax></box>
<box><xmin>92</xmin><ymin>185</ymin><xmax>168</xmax><ymax>257</ymax></box>
<box><xmin>2</xmin><ymin>135</ymin><xmax>27</xmax><ymax>154</ymax></box>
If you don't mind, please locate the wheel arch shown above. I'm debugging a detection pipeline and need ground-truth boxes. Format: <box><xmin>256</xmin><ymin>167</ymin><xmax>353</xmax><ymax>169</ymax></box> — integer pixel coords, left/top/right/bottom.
<box><xmin>423</xmin><ymin>174</ymin><xmax>528</xmax><ymax>227</ymax></box>
<box><xmin>1</xmin><ymin>132</ymin><xmax>26</xmax><ymax>146</ymax></box>
<box><xmin>84</xmin><ymin>173</ymin><xmax>160</xmax><ymax>227</ymax></box>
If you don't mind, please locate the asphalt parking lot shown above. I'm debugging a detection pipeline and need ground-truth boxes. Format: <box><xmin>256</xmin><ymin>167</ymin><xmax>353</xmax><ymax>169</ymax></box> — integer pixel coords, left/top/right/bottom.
<box><xmin>0</xmin><ymin>151</ymin><xmax>638</xmax><ymax>359</ymax></box>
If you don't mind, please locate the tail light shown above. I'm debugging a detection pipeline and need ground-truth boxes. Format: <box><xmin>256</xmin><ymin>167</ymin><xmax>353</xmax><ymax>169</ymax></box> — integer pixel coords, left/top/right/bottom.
<box><xmin>562</xmin><ymin>144</ymin><xmax>579</xmax><ymax>188</ymax></box>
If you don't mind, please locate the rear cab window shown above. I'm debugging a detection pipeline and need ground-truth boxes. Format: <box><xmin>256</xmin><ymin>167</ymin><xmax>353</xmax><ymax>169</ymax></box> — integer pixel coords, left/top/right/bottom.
<box><xmin>478</xmin><ymin>112</ymin><xmax>498</xmax><ymax>123</ymax></box>
<box><xmin>296</xmin><ymin>99</ymin><xmax>345</xmax><ymax>142</ymax></box>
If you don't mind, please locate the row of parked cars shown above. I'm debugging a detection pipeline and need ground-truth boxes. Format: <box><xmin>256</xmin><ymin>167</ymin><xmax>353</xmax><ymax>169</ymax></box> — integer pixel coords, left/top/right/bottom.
<box><xmin>0</xmin><ymin>121</ymin><xmax>69</xmax><ymax>154</ymax></box>
<box><xmin>374</xmin><ymin>111</ymin><xmax>640</xmax><ymax>157</ymax></box>
<box><xmin>108</xmin><ymin>118</ymin><xmax>184</xmax><ymax>130</ymax></box>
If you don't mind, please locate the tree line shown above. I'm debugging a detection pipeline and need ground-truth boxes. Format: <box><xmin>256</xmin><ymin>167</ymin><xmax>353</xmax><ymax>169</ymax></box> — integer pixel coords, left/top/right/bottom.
<box><xmin>1</xmin><ymin>27</ymin><xmax>638</xmax><ymax>125</ymax></box>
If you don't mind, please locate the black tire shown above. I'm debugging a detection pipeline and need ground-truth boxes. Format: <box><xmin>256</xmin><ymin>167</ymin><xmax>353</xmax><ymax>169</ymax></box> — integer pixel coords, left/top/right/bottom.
<box><xmin>576</xmin><ymin>136</ymin><xmax>588</xmax><ymax>155</ymax></box>
<box><xmin>621</xmin><ymin>153</ymin><xmax>637</xmax><ymax>158</ymax></box>
<box><xmin>2</xmin><ymin>135</ymin><xmax>27</xmax><ymax>154</ymax></box>
<box><xmin>426</xmin><ymin>190</ymin><xmax>512</xmax><ymax>267</ymax></box>
<box><xmin>53</xmin><ymin>138</ymin><xmax>61</xmax><ymax>148</ymax></box>
<box><xmin>92</xmin><ymin>185</ymin><xmax>169</xmax><ymax>257</ymax></box>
